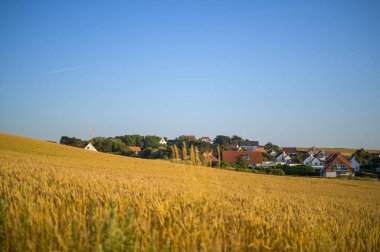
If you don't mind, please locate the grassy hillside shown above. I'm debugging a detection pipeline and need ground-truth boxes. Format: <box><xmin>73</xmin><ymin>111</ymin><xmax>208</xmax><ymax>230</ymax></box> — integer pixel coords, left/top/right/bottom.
<box><xmin>1</xmin><ymin>133</ymin><xmax>379</xmax><ymax>251</ymax></box>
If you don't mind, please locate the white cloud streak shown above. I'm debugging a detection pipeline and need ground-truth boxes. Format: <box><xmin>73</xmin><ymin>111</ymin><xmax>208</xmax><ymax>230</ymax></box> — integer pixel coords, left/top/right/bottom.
<box><xmin>47</xmin><ymin>65</ymin><xmax>84</xmax><ymax>74</ymax></box>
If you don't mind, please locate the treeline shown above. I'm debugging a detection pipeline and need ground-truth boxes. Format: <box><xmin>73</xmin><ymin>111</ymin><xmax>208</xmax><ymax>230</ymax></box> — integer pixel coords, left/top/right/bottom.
<box><xmin>60</xmin><ymin>135</ymin><xmax>165</xmax><ymax>157</ymax></box>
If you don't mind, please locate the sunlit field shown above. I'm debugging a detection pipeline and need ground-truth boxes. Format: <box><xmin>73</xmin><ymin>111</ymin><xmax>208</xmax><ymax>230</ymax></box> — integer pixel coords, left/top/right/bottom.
<box><xmin>0</xmin><ymin>133</ymin><xmax>379</xmax><ymax>251</ymax></box>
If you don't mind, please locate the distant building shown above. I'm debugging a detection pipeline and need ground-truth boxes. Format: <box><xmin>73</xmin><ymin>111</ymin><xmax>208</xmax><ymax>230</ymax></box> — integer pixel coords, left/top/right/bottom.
<box><xmin>349</xmin><ymin>156</ymin><xmax>360</xmax><ymax>172</ymax></box>
<box><xmin>227</xmin><ymin>144</ymin><xmax>241</xmax><ymax>151</ymax></box>
<box><xmin>159</xmin><ymin>138</ymin><xmax>167</xmax><ymax>145</ymax></box>
<box><xmin>321</xmin><ymin>153</ymin><xmax>353</xmax><ymax>177</ymax></box>
<box><xmin>223</xmin><ymin>151</ymin><xmax>263</xmax><ymax>167</ymax></box>
<box><xmin>84</xmin><ymin>143</ymin><xmax>97</xmax><ymax>152</ymax></box>
<box><xmin>202</xmin><ymin>151</ymin><xmax>218</xmax><ymax>162</ymax></box>
<box><xmin>129</xmin><ymin>146</ymin><xmax>142</xmax><ymax>156</ymax></box>
<box><xmin>282</xmin><ymin>147</ymin><xmax>297</xmax><ymax>154</ymax></box>
<box><xmin>269</xmin><ymin>150</ymin><xmax>278</xmax><ymax>157</ymax></box>
<box><xmin>200</xmin><ymin>137</ymin><xmax>212</xmax><ymax>143</ymax></box>
<box><xmin>276</xmin><ymin>151</ymin><xmax>292</xmax><ymax>164</ymax></box>
<box><xmin>239</xmin><ymin>140</ymin><xmax>259</xmax><ymax>151</ymax></box>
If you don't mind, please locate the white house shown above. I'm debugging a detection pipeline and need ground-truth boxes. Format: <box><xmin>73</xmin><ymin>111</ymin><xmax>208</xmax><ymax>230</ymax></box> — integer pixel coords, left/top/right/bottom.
<box><xmin>303</xmin><ymin>154</ymin><xmax>324</xmax><ymax>169</ymax></box>
<box><xmin>269</xmin><ymin>150</ymin><xmax>277</xmax><ymax>157</ymax></box>
<box><xmin>200</xmin><ymin>137</ymin><xmax>213</xmax><ymax>143</ymax></box>
<box><xmin>303</xmin><ymin>154</ymin><xmax>315</xmax><ymax>165</ymax></box>
<box><xmin>310</xmin><ymin>157</ymin><xmax>324</xmax><ymax>169</ymax></box>
<box><xmin>276</xmin><ymin>152</ymin><xmax>291</xmax><ymax>164</ymax></box>
<box><xmin>84</xmin><ymin>143</ymin><xmax>97</xmax><ymax>152</ymax></box>
<box><xmin>159</xmin><ymin>138</ymin><xmax>167</xmax><ymax>145</ymax></box>
<box><xmin>350</xmin><ymin>156</ymin><xmax>360</xmax><ymax>172</ymax></box>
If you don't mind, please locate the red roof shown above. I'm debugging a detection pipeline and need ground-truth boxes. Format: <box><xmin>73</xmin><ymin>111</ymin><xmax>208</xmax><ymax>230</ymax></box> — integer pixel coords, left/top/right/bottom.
<box><xmin>129</xmin><ymin>146</ymin><xmax>141</xmax><ymax>152</ymax></box>
<box><xmin>282</xmin><ymin>147</ymin><xmax>297</xmax><ymax>153</ymax></box>
<box><xmin>256</xmin><ymin>147</ymin><xmax>266</xmax><ymax>153</ymax></box>
<box><xmin>222</xmin><ymin>151</ymin><xmax>263</xmax><ymax>165</ymax></box>
<box><xmin>322</xmin><ymin>153</ymin><xmax>352</xmax><ymax>172</ymax></box>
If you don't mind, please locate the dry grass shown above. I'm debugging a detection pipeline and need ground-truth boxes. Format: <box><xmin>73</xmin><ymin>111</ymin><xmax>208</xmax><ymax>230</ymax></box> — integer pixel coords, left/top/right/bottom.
<box><xmin>1</xmin><ymin>133</ymin><xmax>379</xmax><ymax>251</ymax></box>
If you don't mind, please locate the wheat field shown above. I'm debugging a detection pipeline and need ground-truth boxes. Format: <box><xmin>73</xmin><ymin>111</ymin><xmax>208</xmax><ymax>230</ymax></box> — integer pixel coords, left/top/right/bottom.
<box><xmin>0</xmin><ymin>133</ymin><xmax>379</xmax><ymax>251</ymax></box>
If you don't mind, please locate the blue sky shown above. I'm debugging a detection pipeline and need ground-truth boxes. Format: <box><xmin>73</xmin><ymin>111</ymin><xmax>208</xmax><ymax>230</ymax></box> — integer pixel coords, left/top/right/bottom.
<box><xmin>1</xmin><ymin>0</ymin><xmax>379</xmax><ymax>149</ymax></box>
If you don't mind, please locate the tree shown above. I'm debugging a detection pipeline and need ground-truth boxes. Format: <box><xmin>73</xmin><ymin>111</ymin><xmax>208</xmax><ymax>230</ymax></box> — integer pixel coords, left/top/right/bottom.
<box><xmin>293</xmin><ymin>153</ymin><xmax>303</xmax><ymax>164</ymax></box>
<box><xmin>352</xmin><ymin>148</ymin><xmax>372</xmax><ymax>165</ymax></box>
<box><xmin>231</xmin><ymin>135</ymin><xmax>243</xmax><ymax>145</ymax></box>
<box><xmin>264</xmin><ymin>142</ymin><xmax>280</xmax><ymax>153</ymax></box>
<box><xmin>116</xmin><ymin>135</ymin><xmax>144</xmax><ymax>147</ymax></box>
<box><xmin>235</xmin><ymin>156</ymin><xmax>247</xmax><ymax>169</ymax></box>
<box><xmin>60</xmin><ymin>136</ymin><xmax>87</xmax><ymax>148</ymax></box>
<box><xmin>214</xmin><ymin>135</ymin><xmax>231</xmax><ymax>146</ymax></box>
<box><xmin>143</xmin><ymin>135</ymin><xmax>161</xmax><ymax>149</ymax></box>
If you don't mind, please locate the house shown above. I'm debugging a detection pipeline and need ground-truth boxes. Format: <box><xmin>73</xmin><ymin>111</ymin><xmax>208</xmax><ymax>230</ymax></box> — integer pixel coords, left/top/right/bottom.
<box><xmin>129</xmin><ymin>146</ymin><xmax>142</xmax><ymax>156</ymax></box>
<box><xmin>222</xmin><ymin>151</ymin><xmax>263</xmax><ymax>167</ymax></box>
<box><xmin>303</xmin><ymin>154</ymin><xmax>325</xmax><ymax>169</ymax></box>
<box><xmin>321</xmin><ymin>153</ymin><xmax>353</xmax><ymax>177</ymax></box>
<box><xmin>276</xmin><ymin>151</ymin><xmax>291</xmax><ymax>164</ymax></box>
<box><xmin>349</xmin><ymin>156</ymin><xmax>360</xmax><ymax>172</ymax></box>
<box><xmin>239</xmin><ymin>140</ymin><xmax>259</xmax><ymax>151</ymax></box>
<box><xmin>227</xmin><ymin>144</ymin><xmax>241</xmax><ymax>151</ymax></box>
<box><xmin>202</xmin><ymin>151</ymin><xmax>218</xmax><ymax>162</ymax></box>
<box><xmin>307</xmin><ymin>146</ymin><xmax>319</xmax><ymax>156</ymax></box>
<box><xmin>282</xmin><ymin>147</ymin><xmax>297</xmax><ymax>155</ymax></box>
<box><xmin>200</xmin><ymin>137</ymin><xmax>213</xmax><ymax>143</ymax></box>
<box><xmin>269</xmin><ymin>150</ymin><xmax>278</xmax><ymax>157</ymax></box>
<box><xmin>256</xmin><ymin>147</ymin><xmax>266</xmax><ymax>153</ymax></box>
<box><xmin>159</xmin><ymin>138</ymin><xmax>167</xmax><ymax>145</ymax></box>
<box><xmin>84</xmin><ymin>143</ymin><xmax>97</xmax><ymax>152</ymax></box>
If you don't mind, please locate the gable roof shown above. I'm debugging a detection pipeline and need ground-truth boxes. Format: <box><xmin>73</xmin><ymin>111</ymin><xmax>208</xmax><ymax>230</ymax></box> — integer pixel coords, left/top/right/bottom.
<box><xmin>222</xmin><ymin>151</ymin><xmax>263</xmax><ymax>165</ymax></box>
<box><xmin>322</xmin><ymin>153</ymin><xmax>351</xmax><ymax>172</ymax></box>
<box><xmin>129</xmin><ymin>146</ymin><xmax>141</xmax><ymax>152</ymax></box>
<box><xmin>84</xmin><ymin>143</ymin><xmax>97</xmax><ymax>152</ymax></box>
<box><xmin>202</xmin><ymin>151</ymin><xmax>218</xmax><ymax>161</ymax></box>
<box><xmin>200</xmin><ymin>137</ymin><xmax>212</xmax><ymax>141</ymax></box>
<box><xmin>239</xmin><ymin>140</ymin><xmax>259</xmax><ymax>147</ymax></box>
<box><xmin>282</xmin><ymin>147</ymin><xmax>297</xmax><ymax>154</ymax></box>
<box><xmin>256</xmin><ymin>147</ymin><xmax>266</xmax><ymax>153</ymax></box>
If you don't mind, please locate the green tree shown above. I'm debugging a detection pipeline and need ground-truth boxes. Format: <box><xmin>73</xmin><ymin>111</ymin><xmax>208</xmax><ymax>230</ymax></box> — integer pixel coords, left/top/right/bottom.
<box><xmin>352</xmin><ymin>148</ymin><xmax>372</xmax><ymax>165</ymax></box>
<box><xmin>231</xmin><ymin>135</ymin><xmax>243</xmax><ymax>145</ymax></box>
<box><xmin>60</xmin><ymin>136</ymin><xmax>87</xmax><ymax>148</ymax></box>
<box><xmin>143</xmin><ymin>135</ymin><xmax>161</xmax><ymax>149</ymax></box>
<box><xmin>214</xmin><ymin>135</ymin><xmax>231</xmax><ymax>146</ymax></box>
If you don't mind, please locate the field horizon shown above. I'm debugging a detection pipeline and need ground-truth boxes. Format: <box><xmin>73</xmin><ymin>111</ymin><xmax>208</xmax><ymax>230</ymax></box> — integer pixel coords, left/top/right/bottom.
<box><xmin>1</xmin><ymin>133</ymin><xmax>379</xmax><ymax>251</ymax></box>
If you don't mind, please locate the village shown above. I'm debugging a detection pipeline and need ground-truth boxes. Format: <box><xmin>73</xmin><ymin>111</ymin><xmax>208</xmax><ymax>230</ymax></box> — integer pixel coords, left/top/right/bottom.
<box><xmin>62</xmin><ymin>134</ymin><xmax>380</xmax><ymax>178</ymax></box>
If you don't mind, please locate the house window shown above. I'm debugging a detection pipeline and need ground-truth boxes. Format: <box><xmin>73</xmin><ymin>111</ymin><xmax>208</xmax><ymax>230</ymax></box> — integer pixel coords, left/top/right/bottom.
<box><xmin>242</xmin><ymin>155</ymin><xmax>250</xmax><ymax>160</ymax></box>
<box><xmin>333</xmin><ymin>162</ymin><xmax>342</xmax><ymax>171</ymax></box>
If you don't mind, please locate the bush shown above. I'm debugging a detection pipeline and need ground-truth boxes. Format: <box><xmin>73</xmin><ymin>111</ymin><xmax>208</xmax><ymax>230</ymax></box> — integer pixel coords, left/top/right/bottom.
<box><xmin>272</xmin><ymin>169</ymin><xmax>285</xmax><ymax>176</ymax></box>
<box><xmin>280</xmin><ymin>165</ymin><xmax>318</xmax><ymax>176</ymax></box>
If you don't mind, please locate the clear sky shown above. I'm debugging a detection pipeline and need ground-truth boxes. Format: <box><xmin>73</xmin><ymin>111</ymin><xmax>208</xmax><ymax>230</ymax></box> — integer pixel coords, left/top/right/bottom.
<box><xmin>1</xmin><ymin>0</ymin><xmax>379</xmax><ymax>149</ymax></box>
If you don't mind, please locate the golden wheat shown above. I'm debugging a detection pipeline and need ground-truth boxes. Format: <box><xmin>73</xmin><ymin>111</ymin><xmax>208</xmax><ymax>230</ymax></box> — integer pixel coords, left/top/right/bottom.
<box><xmin>0</xmin><ymin>134</ymin><xmax>379</xmax><ymax>251</ymax></box>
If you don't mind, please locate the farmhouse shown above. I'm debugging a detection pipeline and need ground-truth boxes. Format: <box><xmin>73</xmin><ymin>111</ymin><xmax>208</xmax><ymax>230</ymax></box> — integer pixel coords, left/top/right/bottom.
<box><xmin>129</xmin><ymin>146</ymin><xmax>142</xmax><ymax>156</ymax></box>
<box><xmin>321</xmin><ymin>153</ymin><xmax>353</xmax><ymax>177</ymax></box>
<box><xmin>84</xmin><ymin>143</ymin><xmax>97</xmax><ymax>152</ymax></box>
<box><xmin>223</xmin><ymin>151</ymin><xmax>263</xmax><ymax>167</ymax></box>
<box><xmin>159</xmin><ymin>138</ymin><xmax>167</xmax><ymax>145</ymax></box>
